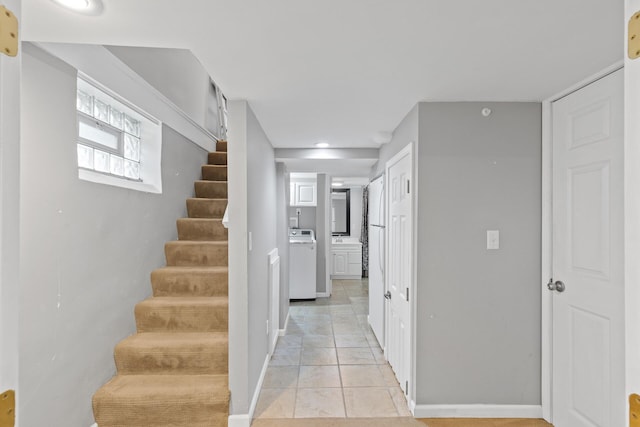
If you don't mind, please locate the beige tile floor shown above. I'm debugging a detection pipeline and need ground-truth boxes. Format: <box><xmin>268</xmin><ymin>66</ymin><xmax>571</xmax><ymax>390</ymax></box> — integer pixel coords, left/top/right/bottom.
<box><xmin>254</xmin><ymin>279</ymin><xmax>412</xmax><ymax>421</ymax></box>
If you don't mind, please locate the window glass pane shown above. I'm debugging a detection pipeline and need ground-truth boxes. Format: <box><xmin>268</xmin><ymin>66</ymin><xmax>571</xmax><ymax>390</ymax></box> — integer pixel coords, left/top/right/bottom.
<box><xmin>110</xmin><ymin>155</ymin><xmax>124</xmax><ymax>176</ymax></box>
<box><xmin>77</xmin><ymin>90</ymin><xmax>93</xmax><ymax>115</ymax></box>
<box><xmin>124</xmin><ymin>134</ymin><xmax>140</xmax><ymax>162</ymax></box>
<box><xmin>124</xmin><ymin>159</ymin><xmax>140</xmax><ymax>180</ymax></box>
<box><xmin>93</xmin><ymin>99</ymin><xmax>110</xmax><ymax>122</ymax></box>
<box><xmin>94</xmin><ymin>149</ymin><xmax>110</xmax><ymax>173</ymax></box>
<box><xmin>109</xmin><ymin>107</ymin><xmax>124</xmax><ymax>130</ymax></box>
<box><xmin>124</xmin><ymin>114</ymin><xmax>140</xmax><ymax>137</ymax></box>
<box><xmin>77</xmin><ymin>144</ymin><xmax>94</xmax><ymax>169</ymax></box>
<box><xmin>79</xmin><ymin>119</ymin><xmax>119</xmax><ymax>151</ymax></box>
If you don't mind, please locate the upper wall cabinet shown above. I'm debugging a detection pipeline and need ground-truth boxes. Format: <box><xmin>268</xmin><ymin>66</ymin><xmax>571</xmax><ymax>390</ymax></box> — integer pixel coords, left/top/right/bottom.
<box><xmin>290</xmin><ymin>174</ymin><xmax>317</xmax><ymax>206</ymax></box>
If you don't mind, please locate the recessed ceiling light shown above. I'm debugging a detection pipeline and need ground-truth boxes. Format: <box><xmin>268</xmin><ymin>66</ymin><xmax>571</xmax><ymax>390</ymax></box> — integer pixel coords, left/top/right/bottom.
<box><xmin>51</xmin><ymin>0</ymin><xmax>104</xmax><ymax>15</ymax></box>
<box><xmin>315</xmin><ymin>142</ymin><xmax>329</xmax><ymax>148</ymax></box>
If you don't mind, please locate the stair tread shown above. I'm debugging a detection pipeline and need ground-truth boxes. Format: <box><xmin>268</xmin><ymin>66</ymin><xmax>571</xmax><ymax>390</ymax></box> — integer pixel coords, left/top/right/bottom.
<box><xmin>95</xmin><ymin>374</ymin><xmax>228</xmax><ymax>400</ymax></box>
<box><xmin>177</xmin><ymin>218</ymin><xmax>224</xmax><ymax>223</ymax></box>
<box><xmin>165</xmin><ymin>240</ymin><xmax>229</xmax><ymax>246</ymax></box>
<box><xmin>195</xmin><ymin>180</ymin><xmax>227</xmax><ymax>184</ymax></box>
<box><xmin>137</xmin><ymin>296</ymin><xmax>228</xmax><ymax>307</ymax></box>
<box><xmin>118</xmin><ymin>331</ymin><xmax>228</xmax><ymax>346</ymax></box>
<box><xmin>153</xmin><ymin>266</ymin><xmax>228</xmax><ymax>274</ymax></box>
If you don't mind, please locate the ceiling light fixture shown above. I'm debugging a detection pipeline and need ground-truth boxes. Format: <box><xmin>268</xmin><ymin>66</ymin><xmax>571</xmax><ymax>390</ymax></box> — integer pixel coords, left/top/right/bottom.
<box><xmin>315</xmin><ymin>142</ymin><xmax>330</xmax><ymax>148</ymax></box>
<box><xmin>332</xmin><ymin>182</ymin><xmax>344</xmax><ymax>187</ymax></box>
<box><xmin>51</xmin><ymin>0</ymin><xmax>104</xmax><ymax>15</ymax></box>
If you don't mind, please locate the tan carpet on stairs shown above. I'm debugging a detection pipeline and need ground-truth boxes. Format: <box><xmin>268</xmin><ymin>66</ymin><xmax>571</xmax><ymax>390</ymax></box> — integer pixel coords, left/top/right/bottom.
<box><xmin>92</xmin><ymin>141</ymin><xmax>230</xmax><ymax>427</ymax></box>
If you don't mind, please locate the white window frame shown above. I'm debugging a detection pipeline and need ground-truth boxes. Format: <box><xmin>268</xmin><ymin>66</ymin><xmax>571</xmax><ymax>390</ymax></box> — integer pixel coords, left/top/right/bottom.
<box><xmin>76</xmin><ymin>73</ymin><xmax>163</xmax><ymax>194</ymax></box>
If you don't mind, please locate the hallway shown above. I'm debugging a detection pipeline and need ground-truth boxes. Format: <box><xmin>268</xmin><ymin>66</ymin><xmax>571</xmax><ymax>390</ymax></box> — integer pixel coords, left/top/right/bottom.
<box><xmin>253</xmin><ymin>279</ymin><xmax>411</xmax><ymax>420</ymax></box>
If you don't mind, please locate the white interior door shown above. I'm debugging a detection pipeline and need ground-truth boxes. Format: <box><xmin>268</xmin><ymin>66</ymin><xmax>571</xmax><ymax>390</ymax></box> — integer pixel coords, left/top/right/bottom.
<box><xmin>551</xmin><ymin>69</ymin><xmax>624</xmax><ymax>427</ymax></box>
<box><xmin>385</xmin><ymin>144</ymin><xmax>413</xmax><ymax>398</ymax></box>
<box><xmin>368</xmin><ymin>176</ymin><xmax>385</xmax><ymax>347</ymax></box>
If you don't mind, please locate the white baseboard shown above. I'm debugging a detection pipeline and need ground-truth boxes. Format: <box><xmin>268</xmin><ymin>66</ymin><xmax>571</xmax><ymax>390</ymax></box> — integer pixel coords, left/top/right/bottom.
<box><xmin>228</xmin><ymin>353</ymin><xmax>270</xmax><ymax>427</ymax></box>
<box><xmin>91</xmin><ymin>424</ymin><xmax>98</xmax><ymax>427</ymax></box>
<box><xmin>228</xmin><ymin>414</ymin><xmax>251</xmax><ymax>427</ymax></box>
<box><xmin>413</xmin><ymin>404</ymin><xmax>543</xmax><ymax>419</ymax></box>
<box><xmin>278</xmin><ymin>312</ymin><xmax>290</xmax><ymax>336</ymax></box>
<box><xmin>316</xmin><ymin>292</ymin><xmax>330</xmax><ymax>298</ymax></box>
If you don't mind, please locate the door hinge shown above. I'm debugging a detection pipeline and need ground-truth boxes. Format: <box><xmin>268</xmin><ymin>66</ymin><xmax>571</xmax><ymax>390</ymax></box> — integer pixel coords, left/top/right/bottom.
<box><xmin>629</xmin><ymin>11</ymin><xmax>640</xmax><ymax>59</ymax></box>
<box><xmin>405</xmin><ymin>380</ymin><xmax>408</xmax><ymax>395</ymax></box>
<box><xmin>407</xmin><ymin>180</ymin><xmax>410</xmax><ymax>194</ymax></box>
<box><xmin>630</xmin><ymin>394</ymin><xmax>640</xmax><ymax>427</ymax></box>
<box><xmin>406</xmin><ymin>287</ymin><xmax>409</xmax><ymax>302</ymax></box>
<box><xmin>0</xmin><ymin>6</ymin><xmax>18</xmax><ymax>57</ymax></box>
<box><xmin>0</xmin><ymin>390</ymin><xmax>15</xmax><ymax>427</ymax></box>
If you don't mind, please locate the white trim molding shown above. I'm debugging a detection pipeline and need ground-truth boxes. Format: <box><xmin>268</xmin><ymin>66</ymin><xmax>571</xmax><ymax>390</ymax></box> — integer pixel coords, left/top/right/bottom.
<box><xmin>279</xmin><ymin>312</ymin><xmax>290</xmax><ymax>336</ymax></box>
<box><xmin>413</xmin><ymin>404</ymin><xmax>543</xmax><ymax>419</ymax></box>
<box><xmin>228</xmin><ymin>353</ymin><xmax>270</xmax><ymax>427</ymax></box>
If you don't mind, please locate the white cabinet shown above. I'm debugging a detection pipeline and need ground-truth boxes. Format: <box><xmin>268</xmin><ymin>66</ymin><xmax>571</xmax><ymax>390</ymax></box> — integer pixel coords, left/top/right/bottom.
<box><xmin>333</xmin><ymin>251</ymin><xmax>348</xmax><ymax>275</ymax></box>
<box><xmin>290</xmin><ymin>179</ymin><xmax>317</xmax><ymax>206</ymax></box>
<box><xmin>331</xmin><ymin>243</ymin><xmax>362</xmax><ymax>279</ymax></box>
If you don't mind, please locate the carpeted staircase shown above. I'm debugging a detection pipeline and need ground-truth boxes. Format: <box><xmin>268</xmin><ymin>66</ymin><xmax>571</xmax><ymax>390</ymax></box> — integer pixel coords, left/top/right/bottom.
<box><xmin>92</xmin><ymin>141</ymin><xmax>230</xmax><ymax>427</ymax></box>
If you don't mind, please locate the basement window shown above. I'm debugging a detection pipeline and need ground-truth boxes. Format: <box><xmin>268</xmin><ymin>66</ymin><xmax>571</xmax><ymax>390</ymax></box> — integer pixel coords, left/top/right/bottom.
<box><xmin>75</xmin><ymin>75</ymin><xmax>163</xmax><ymax>193</ymax></box>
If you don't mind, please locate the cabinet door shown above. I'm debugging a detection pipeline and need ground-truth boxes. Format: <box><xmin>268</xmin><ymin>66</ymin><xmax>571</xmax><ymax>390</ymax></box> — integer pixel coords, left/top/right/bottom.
<box><xmin>295</xmin><ymin>182</ymin><xmax>316</xmax><ymax>206</ymax></box>
<box><xmin>333</xmin><ymin>252</ymin><xmax>347</xmax><ymax>274</ymax></box>
<box><xmin>347</xmin><ymin>262</ymin><xmax>362</xmax><ymax>276</ymax></box>
<box><xmin>347</xmin><ymin>251</ymin><xmax>361</xmax><ymax>264</ymax></box>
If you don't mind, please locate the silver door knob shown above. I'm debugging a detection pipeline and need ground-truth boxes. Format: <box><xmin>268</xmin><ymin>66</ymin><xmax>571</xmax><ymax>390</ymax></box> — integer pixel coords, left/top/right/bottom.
<box><xmin>547</xmin><ymin>279</ymin><xmax>566</xmax><ymax>293</ymax></box>
<box><xmin>384</xmin><ymin>291</ymin><xmax>391</xmax><ymax>300</ymax></box>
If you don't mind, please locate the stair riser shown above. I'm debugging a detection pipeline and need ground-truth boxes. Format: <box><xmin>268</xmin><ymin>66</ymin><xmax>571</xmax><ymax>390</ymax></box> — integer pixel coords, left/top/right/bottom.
<box><xmin>177</xmin><ymin>219</ymin><xmax>228</xmax><ymax>241</ymax></box>
<box><xmin>135</xmin><ymin>305</ymin><xmax>228</xmax><ymax>332</ymax></box>
<box><xmin>115</xmin><ymin>346</ymin><xmax>228</xmax><ymax>375</ymax></box>
<box><xmin>195</xmin><ymin>181</ymin><xmax>227</xmax><ymax>199</ymax></box>
<box><xmin>151</xmin><ymin>270</ymin><xmax>228</xmax><ymax>297</ymax></box>
<box><xmin>208</xmin><ymin>152</ymin><xmax>227</xmax><ymax>165</ymax></box>
<box><xmin>165</xmin><ymin>244</ymin><xmax>228</xmax><ymax>267</ymax></box>
<box><xmin>202</xmin><ymin>166</ymin><xmax>227</xmax><ymax>181</ymax></box>
<box><xmin>186</xmin><ymin>198</ymin><xmax>226</xmax><ymax>218</ymax></box>
<box><xmin>94</xmin><ymin>401</ymin><xmax>228</xmax><ymax>427</ymax></box>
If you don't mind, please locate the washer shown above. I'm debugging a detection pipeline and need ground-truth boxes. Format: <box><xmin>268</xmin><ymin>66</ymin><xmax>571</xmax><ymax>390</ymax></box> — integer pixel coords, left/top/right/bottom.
<box><xmin>289</xmin><ymin>229</ymin><xmax>317</xmax><ymax>300</ymax></box>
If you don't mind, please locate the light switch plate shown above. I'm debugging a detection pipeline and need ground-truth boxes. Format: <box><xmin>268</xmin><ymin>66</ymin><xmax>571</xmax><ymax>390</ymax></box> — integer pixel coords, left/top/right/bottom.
<box><xmin>487</xmin><ymin>230</ymin><xmax>499</xmax><ymax>250</ymax></box>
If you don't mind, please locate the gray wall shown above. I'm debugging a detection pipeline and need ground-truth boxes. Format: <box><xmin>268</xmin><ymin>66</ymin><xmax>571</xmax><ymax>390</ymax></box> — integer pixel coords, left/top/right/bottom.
<box><xmin>276</xmin><ymin>163</ymin><xmax>290</xmax><ymax>328</ymax></box>
<box><xmin>371</xmin><ymin>105</ymin><xmax>419</xmax><ymax>179</ymax></box>
<box><xmin>246</xmin><ymin>105</ymin><xmax>278</xmax><ymax>404</ymax></box>
<box><xmin>316</xmin><ymin>174</ymin><xmax>329</xmax><ymax>294</ymax></box>
<box><xmin>106</xmin><ymin>46</ymin><xmax>210</xmax><ymax>131</ymax></box>
<box><xmin>416</xmin><ymin>102</ymin><xmax>541</xmax><ymax>404</ymax></box>
<box><xmin>19</xmin><ymin>45</ymin><xmax>208</xmax><ymax>426</ymax></box>
<box><xmin>288</xmin><ymin>206</ymin><xmax>316</xmax><ymax>229</ymax></box>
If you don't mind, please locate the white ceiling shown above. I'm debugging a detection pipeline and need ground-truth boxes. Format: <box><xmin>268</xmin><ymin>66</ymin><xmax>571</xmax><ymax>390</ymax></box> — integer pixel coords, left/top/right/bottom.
<box><xmin>23</xmin><ymin>0</ymin><xmax>622</xmax><ymax>151</ymax></box>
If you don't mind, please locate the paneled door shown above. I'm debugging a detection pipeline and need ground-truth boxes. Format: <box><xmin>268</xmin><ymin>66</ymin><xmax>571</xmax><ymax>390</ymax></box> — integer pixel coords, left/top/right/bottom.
<box><xmin>551</xmin><ymin>69</ymin><xmax>624</xmax><ymax>427</ymax></box>
<box><xmin>385</xmin><ymin>143</ymin><xmax>413</xmax><ymax>400</ymax></box>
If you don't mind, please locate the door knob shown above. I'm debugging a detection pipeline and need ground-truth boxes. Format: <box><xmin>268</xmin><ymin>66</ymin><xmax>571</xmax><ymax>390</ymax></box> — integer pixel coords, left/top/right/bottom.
<box><xmin>554</xmin><ymin>280</ymin><xmax>566</xmax><ymax>293</ymax></box>
<box><xmin>547</xmin><ymin>279</ymin><xmax>566</xmax><ymax>293</ymax></box>
<box><xmin>384</xmin><ymin>291</ymin><xmax>391</xmax><ymax>300</ymax></box>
